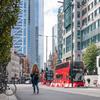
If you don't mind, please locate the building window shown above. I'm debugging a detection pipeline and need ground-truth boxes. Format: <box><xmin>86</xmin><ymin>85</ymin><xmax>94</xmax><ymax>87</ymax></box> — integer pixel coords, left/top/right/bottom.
<box><xmin>77</xmin><ymin>30</ymin><xmax>80</xmax><ymax>39</ymax></box>
<box><xmin>93</xmin><ymin>22</ymin><xmax>96</xmax><ymax>30</ymax></box>
<box><xmin>91</xmin><ymin>2</ymin><xmax>93</xmax><ymax>9</ymax></box>
<box><xmin>82</xmin><ymin>0</ymin><xmax>87</xmax><ymax>6</ymax></box>
<box><xmin>92</xmin><ymin>13</ymin><xmax>94</xmax><ymax>20</ymax></box>
<box><xmin>77</xmin><ymin>11</ymin><xmax>80</xmax><ymax>18</ymax></box>
<box><xmin>88</xmin><ymin>15</ymin><xmax>90</xmax><ymax>21</ymax></box>
<box><xmin>99</xmin><ymin>7</ymin><xmax>100</xmax><ymax>14</ymax></box>
<box><xmin>82</xmin><ymin>18</ymin><xmax>87</xmax><ymax>26</ymax></box>
<box><xmin>96</xmin><ymin>21</ymin><xmax>98</xmax><ymax>28</ymax></box>
<box><xmin>98</xmin><ymin>19</ymin><xmax>100</xmax><ymax>27</ymax></box>
<box><xmin>94</xmin><ymin>9</ymin><xmax>97</xmax><ymax>16</ymax></box>
<box><xmin>77</xmin><ymin>30</ymin><xmax>80</xmax><ymax>36</ymax></box>
<box><xmin>66</xmin><ymin>35</ymin><xmax>72</xmax><ymax>53</ymax></box>
<box><xmin>77</xmin><ymin>2</ymin><xmax>80</xmax><ymax>8</ymax></box>
<box><xmin>98</xmin><ymin>33</ymin><xmax>100</xmax><ymax>41</ymax></box>
<box><xmin>77</xmin><ymin>42</ymin><xmax>80</xmax><ymax>50</ymax></box>
<box><xmin>82</xmin><ymin>7</ymin><xmax>87</xmax><ymax>16</ymax></box>
<box><xmin>91</xmin><ymin>36</ymin><xmax>96</xmax><ymax>43</ymax></box>
<box><xmin>88</xmin><ymin>4</ymin><xmax>90</xmax><ymax>11</ymax></box>
<box><xmin>77</xmin><ymin>21</ymin><xmax>80</xmax><ymax>27</ymax></box>
<box><xmin>94</xmin><ymin>0</ymin><xmax>97</xmax><ymax>5</ymax></box>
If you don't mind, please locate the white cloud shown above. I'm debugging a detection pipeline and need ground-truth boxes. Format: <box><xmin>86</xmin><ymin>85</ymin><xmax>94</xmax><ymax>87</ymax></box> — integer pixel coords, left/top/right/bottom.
<box><xmin>44</xmin><ymin>0</ymin><xmax>63</xmax><ymax>62</ymax></box>
<box><xmin>44</xmin><ymin>0</ymin><xmax>63</xmax><ymax>35</ymax></box>
<box><xmin>44</xmin><ymin>0</ymin><xmax>60</xmax><ymax>12</ymax></box>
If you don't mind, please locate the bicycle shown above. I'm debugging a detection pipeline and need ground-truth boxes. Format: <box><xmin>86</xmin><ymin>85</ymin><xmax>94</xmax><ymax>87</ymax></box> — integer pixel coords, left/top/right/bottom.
<box><xmin>0</xmin><ymin>66</ymin><xmax>17</xmax><ymax>96</ymax></box>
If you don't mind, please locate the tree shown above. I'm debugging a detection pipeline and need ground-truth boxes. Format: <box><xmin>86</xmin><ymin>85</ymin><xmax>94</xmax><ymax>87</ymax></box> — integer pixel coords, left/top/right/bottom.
<box><xmin>0</xmin><ymin>33</ymin><xmax>12</xmax><ymax>65</ymax></box>
<box><xmin>83</xmin><ymin>44</ymin><xmax>99</xmax><ymax>74</ymax></box>
<box><xmin>0</xmin><ymin>0</ymin><xmax>20</xmax><ymax>69</ymax></box>
<box><xmin>0</xmin><ymin>0</ymin><xmax>20</xmax><ymax>34</ymax></box>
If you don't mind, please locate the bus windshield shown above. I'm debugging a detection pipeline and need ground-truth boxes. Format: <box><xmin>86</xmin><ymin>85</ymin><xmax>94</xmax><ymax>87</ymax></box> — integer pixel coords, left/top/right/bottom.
<box><xmin>70</xmin><ymin>61</ymin><xmax>84</xmax><ymax>82</ymax></box>
<box><xmin>73</xmin><ymin>68</ymin><xmax>84</xmax><ymax>82</ymax></box>
<box><xmin>56</xmin><ymin>74</ymin><xmax>63</xmax><ymax>79</ymax></box>
<box><xmin>45</xmin><ymin>70</ymin><xmax>53</xmax><ymax>81</ymax></box>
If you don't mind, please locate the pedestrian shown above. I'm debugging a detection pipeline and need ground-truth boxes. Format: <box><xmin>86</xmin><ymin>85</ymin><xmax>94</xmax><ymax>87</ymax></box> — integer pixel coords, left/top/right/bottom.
<box><xmin>31</xmin><ymin>64</ymin><xmax>40</xmax><ymax>94</ymax></box>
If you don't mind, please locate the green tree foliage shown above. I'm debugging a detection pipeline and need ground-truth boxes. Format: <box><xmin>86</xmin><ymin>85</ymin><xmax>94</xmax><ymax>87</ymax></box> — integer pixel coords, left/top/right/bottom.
<box><xmin>83</xmin><ymin>44</ymin><xmax>99</xmax><ymax>74</ymax></box>
<box><xmin>0</xmin><ymin>33</ymin><xmax>12</xmax><ymax>65</ymax></box>
<box><xmin>0</xmin><ymin>0</ymin><xmax>20</xmax><ymax>34</ymax></box>
<box><xmin>0</xmin><ymin>0</ymin><xmax>20</xmax><ymax>67</ymax></box>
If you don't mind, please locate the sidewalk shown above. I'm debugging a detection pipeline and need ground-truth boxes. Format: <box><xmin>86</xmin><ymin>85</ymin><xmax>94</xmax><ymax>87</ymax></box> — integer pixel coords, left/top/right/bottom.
<box><xmin>0</xmin><ymin>93</ymin><xmax>17</xmax><ymax>100</ymax></box>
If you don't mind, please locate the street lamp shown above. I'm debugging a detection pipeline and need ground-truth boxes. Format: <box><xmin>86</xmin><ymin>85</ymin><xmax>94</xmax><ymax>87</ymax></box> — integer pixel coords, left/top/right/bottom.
<box><xmin>57</xmin><ymin>1</ymin><xmax>64</xmax><ymax>4</ymax></box>
<box><xmin>39</xmin><ymin>34</ymin><xmax>57</xmax><ymax>70</ymax></box>
<box><xmin>71</xmin><ymin>2</ymin><xmax>74</xmax><ymax>87</ymax></box>
<box><xmin>46</xmin><ymin>36</ymin><xmax>48</xmax><ymax>69</ymax></box>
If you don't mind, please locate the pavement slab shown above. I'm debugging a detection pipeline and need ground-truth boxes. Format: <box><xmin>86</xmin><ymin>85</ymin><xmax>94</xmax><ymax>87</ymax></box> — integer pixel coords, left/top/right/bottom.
<box><xmin>0</xmin><ymin>93</ymin><xmax>17</xmax><ymax>100</ymax></box>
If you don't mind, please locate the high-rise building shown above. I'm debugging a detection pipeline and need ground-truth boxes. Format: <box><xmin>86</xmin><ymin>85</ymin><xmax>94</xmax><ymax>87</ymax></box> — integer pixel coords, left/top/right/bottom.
<box><xmin>11</xmin><ymin>0</ymin><xmax>29</xmax><ymax>55</ymax></box>
<box><xmin>12</xmin><ymin>0</ymin><xmax>44</xmax><ymax>69</ymax></box>
<box><xmin>63</xmin><ymin>0</ymin><xmax>83</xmax><ymax>62</ymax></box>
<box><xmin>63</xmin><ymin>0</ymin><xmax>100</xmax><ymax>62</ymax></box>
<box><xmin>52</xmin><ymin>24</ymin><xmax>58</xmax><ymax>54</ymax></box>
<box><xmin>38</xmin><ymin>0</ymin><xmax>44</xmax><ymax>69</ymax></box>
<box><xmin>29</xmin><ymin>0</ymin><xmax>44</xmax><ymax>68</ymax></box>
<box><xmin>81</xmin><ymin>0</ymin><xmax>100</xmax><ymax>50</ymax></box>
<box><xmin>57</xmin><ymin>6</ymin><xmax>64</xmax><ymax>62</ymax></box>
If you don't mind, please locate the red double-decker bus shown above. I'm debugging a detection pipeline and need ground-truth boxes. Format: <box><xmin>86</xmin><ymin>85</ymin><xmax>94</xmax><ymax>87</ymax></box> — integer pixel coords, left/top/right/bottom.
<box><xmin>52</xmin><ymin>61</ymin><xmax>85</xmax><ymax>87</ymax></box>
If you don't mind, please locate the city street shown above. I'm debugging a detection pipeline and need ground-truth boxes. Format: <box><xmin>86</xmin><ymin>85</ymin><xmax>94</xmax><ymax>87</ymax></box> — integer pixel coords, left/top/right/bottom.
<box><xmin>15</xmin><ymin>84</ymin><xmax>100</xmax><ymax>100</ymax></box>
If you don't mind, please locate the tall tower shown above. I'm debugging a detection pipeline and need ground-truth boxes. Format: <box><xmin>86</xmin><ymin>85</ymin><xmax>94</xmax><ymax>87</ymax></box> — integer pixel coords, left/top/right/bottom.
<box><xmin>12</xmin><ymin>0</ymin><xmax>44</xmax><ymax>69</ymax></box>
<box><xmin>11</xmin><ymin>0</ymin><xmax>29</xmax><ymax>55</ymax></box>
<box><xmin>57</xmin><ymin>6</ymin><xmax>64</xmax><ymax>62</ymax></box>
<box><xmin>29</xmin><ymin>0</ymin><xmax>44</xmax><ymax>68</ymax></box>
<box><xmin>52</xmin><ymin>24</ymin><xmax>58</xmax><ymax>54</ymax></box>
<box><xmin>38</xmin><ymin>0</ymin><xmax>44</xmax><ymax>69</ymax></box>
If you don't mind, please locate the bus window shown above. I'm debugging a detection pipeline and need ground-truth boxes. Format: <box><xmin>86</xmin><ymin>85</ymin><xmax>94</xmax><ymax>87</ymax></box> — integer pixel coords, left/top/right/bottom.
<box><xmin>55</xmin><ymin>62</ymin><xmax>69</xmax><ymax>70</ymax></box>
<box><xmin>45</xmin><ymin>70</ymin><xmax>53</xmax><ymax>81</ymax></box>
<box><xmin>70</xmin><ymin>61</ymin><xmax>84</xmax><ymax>69</ymax></box>
<box><xmin>72</xmin><ymin>69</ymin><xmax>84</xmax><ymax>82</ymax></box>
<box><xmin>56</xmin><ymin>74</ymin><xmax>63</xmax><ymax>79</ymax></box>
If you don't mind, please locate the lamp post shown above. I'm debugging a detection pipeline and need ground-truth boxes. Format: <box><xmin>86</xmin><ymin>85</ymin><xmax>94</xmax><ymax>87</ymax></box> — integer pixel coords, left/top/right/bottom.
<box><xmin>71</xmin><ymin>2</ymin><xmax>74</xmax><ymax>87</ymax></box>
<box><xmin>57</xmin><ymin>1</ymin><xmax>64</xmax><ymax>4</ymax></box>
<box><xmin>46</xmin><ymin>36</ymin><xmax>48</xmax><ymax>69</ymax></box>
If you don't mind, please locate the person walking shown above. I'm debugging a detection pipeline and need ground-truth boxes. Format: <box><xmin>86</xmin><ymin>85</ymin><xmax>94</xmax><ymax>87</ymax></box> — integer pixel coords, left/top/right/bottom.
<box><xmin>31</xmin><ymin>64</ymin><xmax>40</xmax><ymax>94</ymax></box>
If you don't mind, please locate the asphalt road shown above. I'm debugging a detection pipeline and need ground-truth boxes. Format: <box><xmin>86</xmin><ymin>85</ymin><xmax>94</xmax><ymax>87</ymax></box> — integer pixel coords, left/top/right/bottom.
<box><xmin>16</xmin><ymin>84</ymin><xmax>100</xmax><ymax>100</ymax></box>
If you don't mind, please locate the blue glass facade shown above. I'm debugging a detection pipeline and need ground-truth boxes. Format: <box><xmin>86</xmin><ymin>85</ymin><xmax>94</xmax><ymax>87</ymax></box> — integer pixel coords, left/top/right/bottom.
<box><xmin>57</xmin><ymin>6</ymin><xmax>64</xmax><ymax>62</ymax></box>
<box><xmin>11</xmin><ymin>0</ymin><xmax>29</xmax><ymax>55</ymax></box>
<box><xmin>64</xmin><ymin>0</ymin><xmax>72</xmax><ymax>31</ymax></box>
<box><xmin>29</xmin><ymin>0</ymin><xmax>44</xmax><ymax>68</ymax></box>
<box><xmin>12</xmin><ymin>0</ymin><xmax>44</xmax><ymax>68</ymax></box>
<box><xmin>66</xmin><ymin>35</ymin><xmax>72</xmax><ymax>52</ymax></box>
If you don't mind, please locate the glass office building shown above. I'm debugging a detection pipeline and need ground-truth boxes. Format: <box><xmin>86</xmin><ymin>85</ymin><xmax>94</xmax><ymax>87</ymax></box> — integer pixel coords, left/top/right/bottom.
<box><xmin>11</xmin><ymin>0</ymin><xmax>29</xmax><ymax>55</ymax></box>
<box><xmin>12</xmin><ymin>0</ymin><xmax>44</xmax><ymax>69</ymax></box>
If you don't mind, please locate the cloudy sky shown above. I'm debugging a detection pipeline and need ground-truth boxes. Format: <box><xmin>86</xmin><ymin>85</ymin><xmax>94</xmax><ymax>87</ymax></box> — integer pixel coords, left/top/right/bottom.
<box><xmin>44</xmin><ymin>0</ymin><xmax>63</xmax><ymax>62</ymax></box>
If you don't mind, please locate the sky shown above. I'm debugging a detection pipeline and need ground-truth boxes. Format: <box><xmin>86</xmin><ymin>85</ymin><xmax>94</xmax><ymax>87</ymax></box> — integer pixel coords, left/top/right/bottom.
<box><xmin>44</xmin><ymin>0</ymin><xmax>63</xmax><ymax>62</ymax></box>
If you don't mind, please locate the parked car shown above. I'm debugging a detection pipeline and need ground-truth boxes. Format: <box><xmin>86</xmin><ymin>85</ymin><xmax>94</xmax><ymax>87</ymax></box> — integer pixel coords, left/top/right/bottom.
<box><xmin>25</xmin><ymin>80</ymin><xmax>31</xmax><ymax>84</ymax></box>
